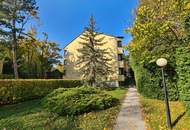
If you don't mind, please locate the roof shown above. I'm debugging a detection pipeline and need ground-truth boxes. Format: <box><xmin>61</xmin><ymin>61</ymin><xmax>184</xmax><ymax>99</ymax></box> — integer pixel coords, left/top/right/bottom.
<box><xmin>63</xmin><ymin>31</ymin><xmax>124</xmax><ymax>49</ymax></box>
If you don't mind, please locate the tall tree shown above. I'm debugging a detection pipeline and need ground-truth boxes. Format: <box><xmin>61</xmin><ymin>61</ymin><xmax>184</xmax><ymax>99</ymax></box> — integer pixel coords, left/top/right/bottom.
<box><xmin>17</xmin><ymin>30</ymin><xmax>61</xmax><ymax>78</ymax></box>
<box><xmin>18</xmin><ymin>27</ymin><xmax>40</xmax><ymax>78</ymax></box>
<box><xmin>0</xmin><ymin>0</ymin><xmax>38</xmax><ymax>78</ymax></box>
<box><xmin>37</xmin><ymin>32</ymin><xmax>62</xmax><ymax>78</ymax></box>
<box><xmin>77</xmin><ymin>16</ymin><xmax>113</xmax><ymax>87</ymax></box>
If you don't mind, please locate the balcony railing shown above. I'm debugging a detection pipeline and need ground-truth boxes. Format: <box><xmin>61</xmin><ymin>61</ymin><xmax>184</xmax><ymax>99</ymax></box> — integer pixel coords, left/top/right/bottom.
<box><xmin>118</xmin><ymin>75</ymin><xmax>125</xmax><ymax>81</ymax></box>
<box><xmin>118</xmin><ymin>61</ymin><xmax>124</xmax><ymax>68</ymax></box>
<box><xmin>118</xmin><ymin>47</ymin><xmax>123</xmax><ymax>54</ymax></box>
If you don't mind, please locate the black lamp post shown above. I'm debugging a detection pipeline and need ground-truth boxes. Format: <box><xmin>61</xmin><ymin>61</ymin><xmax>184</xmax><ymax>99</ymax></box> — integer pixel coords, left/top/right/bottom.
<box><xmin>156</xmin><ymin>58</ymin><xmax>172</xmax><ymax>129</ymax></box>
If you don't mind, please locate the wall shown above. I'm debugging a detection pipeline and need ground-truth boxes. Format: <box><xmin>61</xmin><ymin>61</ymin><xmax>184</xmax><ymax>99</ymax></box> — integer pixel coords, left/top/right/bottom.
<box><xmin>63</xmin><ymin>33</ymin><xmax>123</xmax><ymax>84</ymax></box>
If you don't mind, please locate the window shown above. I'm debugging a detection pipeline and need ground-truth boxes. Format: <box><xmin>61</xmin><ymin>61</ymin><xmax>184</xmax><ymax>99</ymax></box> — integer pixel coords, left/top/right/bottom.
<box><xmin>118</xmin><ymin>54</ymin><xmax>123</xmax><ymax>61</ymax></box>
<box><xmin>64</xmin><ymin>50</ymin><xmax>68</xmax><ymax>56</ymax></box>
<box><xmin>117</xmin><ymin>41</ymin><xmax>122</xmax><ymax>47</ymax></box>
<box><xmin>64</xmin><ymin>60</ymin><xmax>67</xmax><ymax>65</ymax></box>
<box><xmin>119</xmin><ymin>68</ymin><xmax>124</xmax><ymax>75</ymax></box>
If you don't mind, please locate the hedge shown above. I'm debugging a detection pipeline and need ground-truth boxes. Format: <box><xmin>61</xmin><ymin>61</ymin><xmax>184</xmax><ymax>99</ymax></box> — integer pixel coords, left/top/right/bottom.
<box><xmin>176</xmin><ymin>47</ymin><xmax>190</xmax><ymax>114</ymax></box>
<box><xmin>0</xmin><ymin>79</ymin><xmax>82</xmax><ymax>105</ymax></box>
<box><xmin>0</xmin><ymin>74</ymin><xmax>14</xmax><ymax>79</ymax></box>
<box><xmin>129</xmin><ymin>56</ymin><xmax>179</xmax><ymax>101</ymax></box>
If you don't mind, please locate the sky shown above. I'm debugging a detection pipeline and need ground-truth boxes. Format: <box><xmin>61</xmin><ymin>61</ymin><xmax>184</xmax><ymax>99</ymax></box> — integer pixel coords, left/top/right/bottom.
<box><xmin>29</xmin><ymin>0</ymin><xmax>138</xmax><ymax>54</ymax></box>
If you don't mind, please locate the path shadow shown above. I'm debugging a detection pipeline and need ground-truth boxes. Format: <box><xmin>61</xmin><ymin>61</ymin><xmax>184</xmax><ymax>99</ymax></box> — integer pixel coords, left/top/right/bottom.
<box><xmin>172</xmin><ymin>111</ymin><xmax>186</xmax><ymax>128</ymax></box>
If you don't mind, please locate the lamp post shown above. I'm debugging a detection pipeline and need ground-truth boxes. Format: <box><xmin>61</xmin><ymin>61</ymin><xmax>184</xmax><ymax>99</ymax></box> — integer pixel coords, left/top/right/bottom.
<box><xmin>156</xmin><ymin>58</ymin><xmax>172</xmax><ymax>129</ymax></box>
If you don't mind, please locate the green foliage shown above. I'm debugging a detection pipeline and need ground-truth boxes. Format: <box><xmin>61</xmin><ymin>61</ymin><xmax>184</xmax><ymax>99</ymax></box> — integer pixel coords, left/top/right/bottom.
<box><xmin>77</xmin><ymin>16</ymin><xmax>113</xmax><ymax>87</ymax></box>
<box><xmin>98</xmin><ymin>86</ymin><xmax>117</xmax><ymax>91</ymax></box>
<box><xmin>0</xmin><ymin>0</ymin><xmax>38</xmax><ymax>37</ymax></box>
<box><xmin>42</xmin><ymin>86</ymin><xmax>119</xmax><ymax>115</ymax></box>
<box><xmin>128</xmin><ymin>0</ymin><xmax>190</xmax><ymax>115</ymax></box>
<box><xmin>0</xmin><ymin>88</ymin><xmax>127</xmax><ymax>130</ymax></box>
<box><xmin>36</xmin><ymin>32</ymin><xmax>62</xmax><ymax>78</ymax></box>
<box><xmin>176</xmin><ymin>47</ymin><xmax>190</xmax><ymax>114</ymax></box>
<box><xmin>0</xmin><ymin>74</ymin><xmax>14</xmax><ymax>79</ymax></box>
<box><xmin>0</xmin><ymin>79</ymin><xmax>82</xmax><ymax>105</ymax></box>
<box><xmin>104</xmin><ymin>88</ymin><xmax>128</xmax><ymax>100</ymax></box>
<box><xmin>129</xmin><ymin>54</ymin><xmax>179</xmax><ymax>100</ymax></box>
<box><xmin>0</xmin><ymin>0</ymin><xmax>39</xmax><ymax>78</ymax></box>
<box><xmin>0</xmin><ymin>43</ymin><xmax>11</xmax><ymax>61</ymax></box>
<box><xmin>18</xmin><ymin>29</ymin><xmax>62</xmax><ymax>79</ymax></box>
<box><xmin>0</xmin><ymin>1</ymin><xmax>61</xmax><ymax>79</ymax></box>
<box><xmin>0</xmin><ymin>42</ymin><xmax>11</xmax><ymax>75</ymax></box>
<box><xmin>127</xmin><ymin>0</ymin><xmax>190</xmax><ymax>101</ymax></box>
<box><xmin>130</xmin><ymin>57</ymin><xmax>162</xmax><ymax>99</ymax></box>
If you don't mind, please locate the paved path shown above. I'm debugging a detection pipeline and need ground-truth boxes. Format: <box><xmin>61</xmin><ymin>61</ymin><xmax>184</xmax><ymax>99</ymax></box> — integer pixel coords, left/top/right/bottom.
<box><xmin>114</xmin><ymin>87</ymin><xmax>146</xmax><ymax>130</ymax></box>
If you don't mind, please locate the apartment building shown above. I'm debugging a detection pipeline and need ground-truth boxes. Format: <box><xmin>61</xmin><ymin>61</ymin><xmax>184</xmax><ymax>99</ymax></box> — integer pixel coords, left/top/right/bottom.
<box><xmin>63</xmin><ymin>32</ymin><xmax>126</xmax><ymax>87</ymax></box>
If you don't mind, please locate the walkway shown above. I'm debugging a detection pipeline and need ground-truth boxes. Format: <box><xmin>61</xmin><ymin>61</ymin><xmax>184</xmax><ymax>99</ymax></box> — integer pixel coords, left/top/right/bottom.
<box><xmin>114</xmin><ymin>87</ymin><xmax>146</xmax><ymax>130</ymax></box>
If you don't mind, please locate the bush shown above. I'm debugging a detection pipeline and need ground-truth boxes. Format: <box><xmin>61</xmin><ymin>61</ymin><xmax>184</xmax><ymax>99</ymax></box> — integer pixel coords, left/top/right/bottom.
<box><xmin>98</xmin><ymin>86</ymin><xmax>117</xmax><ymax>91</ymax></box>
<box><xmin>176</xmin><ymin>47</ymin><xmax>190</xmax><ymax>114</ymax></box>
<box><xmin>42</xmin><ymin>86</ymin><xmax>119</xmax><ymax>115</ymax></box>
<box><xmin>0</xmin><ymin>79</ymin><xmax>82</xmax><ymax>105</ymax></box>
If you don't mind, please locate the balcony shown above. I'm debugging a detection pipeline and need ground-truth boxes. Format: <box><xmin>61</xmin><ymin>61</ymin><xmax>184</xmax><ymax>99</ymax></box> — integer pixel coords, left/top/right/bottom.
<box><xmin>118</xmin><ymin>75</ymin><xmax>125</xmax><ymax>81</ymax></box>
<box><xmin>118</xmin><ymin>61</ymin><xmax>124</xmax><ymax>68</ymax></box>
<box><xmin>118</xmin><ymin>47</ymin><xmax>123</xmax><ymax>54</ymax></box>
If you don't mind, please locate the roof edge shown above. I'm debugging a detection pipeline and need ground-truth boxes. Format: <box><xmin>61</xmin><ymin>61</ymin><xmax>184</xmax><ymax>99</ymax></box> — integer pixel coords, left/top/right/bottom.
<box><xmin>63</xmin><ymin>31</ymin><xmax>124</xmax><ymax>49</ymax></box>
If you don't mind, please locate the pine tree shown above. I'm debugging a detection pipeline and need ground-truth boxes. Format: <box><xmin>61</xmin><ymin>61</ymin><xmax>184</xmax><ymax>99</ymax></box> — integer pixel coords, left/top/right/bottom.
<box><xmin>77</xmin><ymin>16</ymin><xmax>113</xmax><ymax>87</ymax></box>
<box><xmin>0</xmin><ymin>0</ymin><xmax>38</xmax><ymax>78</ymax></box>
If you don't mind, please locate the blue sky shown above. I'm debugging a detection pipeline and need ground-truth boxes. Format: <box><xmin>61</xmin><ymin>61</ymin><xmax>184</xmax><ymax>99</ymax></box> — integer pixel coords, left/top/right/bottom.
<box><xmin>30</xmin><ymin>0</ymin><xmax>138</xmax><ymax>53</ymax></box>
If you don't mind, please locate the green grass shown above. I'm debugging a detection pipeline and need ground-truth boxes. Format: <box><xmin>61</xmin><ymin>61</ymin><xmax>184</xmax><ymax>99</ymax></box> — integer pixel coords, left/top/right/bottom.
<box><xmin>141</xmin><ymin>97</ymin><xmax>190</xmax><ymax>130</ymax></box>
<box><xmin>0</xmin><ymin>88</ymin><xmax>127</xmax><ymax>130</ymax></box>
<box><xmin>105</xmin><ymin>88</ymin><xmax>127</xmax><ymax>100</ymax></box>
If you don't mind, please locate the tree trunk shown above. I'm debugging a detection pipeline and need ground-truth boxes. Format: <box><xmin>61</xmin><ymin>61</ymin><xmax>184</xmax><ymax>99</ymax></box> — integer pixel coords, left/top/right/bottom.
<box><xmin>12</xmin><ymin>43</ymin><xmax>19</xmax><ymax>79</ymax></box>
<box><xmin>27</xmin><ymin>47</ymin><xmax>30</xmax><ymax>77</ymax></box>
<box><xmin>0</xmin><ymin>60</ymin><xmax>3</xmax><ymax>74</ymax></box>
<box><xmin>12</xmin><ymin>19</ymin><xmax>19</xmax><ymax>79</ymax></box>
<box><xmin>41</xmin><ymin>50</ymin><xmax>44</xmax><ymax>79</ymax></box>
<box><xmin>30</xmin><ymin>49</ymin><xmax>34</xmax><ymax>77</ymax></box>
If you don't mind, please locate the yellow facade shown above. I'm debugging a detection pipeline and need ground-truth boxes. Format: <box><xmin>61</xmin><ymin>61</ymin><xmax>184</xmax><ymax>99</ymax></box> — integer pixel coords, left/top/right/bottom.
<box><xmin>63</xmin><ymin>32</ymin><xmax>125</xmax><ymax>87</ymax></box>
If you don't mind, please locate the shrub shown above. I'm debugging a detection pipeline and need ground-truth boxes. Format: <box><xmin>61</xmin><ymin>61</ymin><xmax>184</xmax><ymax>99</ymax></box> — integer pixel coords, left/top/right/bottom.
<box><xmin>42</xmin><ymin>86</ymin><xmax>119</xmax><ymax>115</ymax></box>
<box><xmin>176</xmin><ymin>47</ymin><xmax>190</xmax><ymax>114</ymax></box>
<box><xmin>98</xmin><ymin>86</ymin><xmax>117</xmax><ymax>91</ymax></box>
<box><xmin>0</xmin><ymin>79</ymin><xmax>82</xmax><ymax>105</ymax></box>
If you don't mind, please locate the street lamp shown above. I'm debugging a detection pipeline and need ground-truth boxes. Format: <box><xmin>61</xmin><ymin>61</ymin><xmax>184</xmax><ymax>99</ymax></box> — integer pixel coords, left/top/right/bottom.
<box><xmin>156</xmin><ymin>58</ymin><xmax>172</xmax><ymax>129</ymax></box>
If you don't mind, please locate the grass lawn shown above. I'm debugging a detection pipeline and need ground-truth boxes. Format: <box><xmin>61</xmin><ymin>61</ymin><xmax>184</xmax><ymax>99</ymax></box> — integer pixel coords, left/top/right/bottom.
<box><xmin>141</xmin><ymin>97</ymin><xmax>190</xmax><ymax>130</ymax></box>
<box><xmin>0</xmin><ymin>88</ymin><xmax>127</xmax><ymax>130</ymax></box>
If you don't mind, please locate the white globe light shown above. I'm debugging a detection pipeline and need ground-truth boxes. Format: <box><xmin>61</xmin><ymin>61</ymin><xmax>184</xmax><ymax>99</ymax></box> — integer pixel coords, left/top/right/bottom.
<box><xmin>156</xmin><ymin>58</ymin><xmax>168</xmax><ymax>67</ymax></box>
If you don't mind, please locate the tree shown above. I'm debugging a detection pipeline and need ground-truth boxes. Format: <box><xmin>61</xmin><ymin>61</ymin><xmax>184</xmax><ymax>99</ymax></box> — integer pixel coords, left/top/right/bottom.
<box><xmin>127</xmin><ymin>0</ymin><xmax>190</xmax><ymax>100</ymax></box>
<box><xmin>17</xmin><ymin>30</ymin><xmax>62</xmax><ymax>78</ymax></box>
<box><xmin>37</xmin><ymin>32</ymin><xmax>62</xmax><ymax>78</ymax></box>
<box><xmin>0</xmin><ymin>0</ymin><xmax>38</xmax><ymax>78</ymax></box>
<box><xmin>77</xmin><ymin>16</ymin><xmax>113</xmax><ymax>87</ymax></box>
<box><xmin>18</xmin><ymin>28</ymin><xmax>41</xmax><ymax>78</ymax></box>
<box><xmin>0</xmin><ymin>39</ymin><xmax>11</xmax><ymax>74</ymax></box>
<box><xmin>0</xmin><ymin>43</ymin><xmax>9</xmax><ymax>74</ymax></box>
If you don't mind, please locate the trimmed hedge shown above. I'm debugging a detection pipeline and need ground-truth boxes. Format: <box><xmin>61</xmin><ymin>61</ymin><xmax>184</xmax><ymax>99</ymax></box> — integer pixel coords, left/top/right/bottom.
<box><xmin>129</xmin><ymin>56</ymin><xmax>179</xmax><ymax>101</ymax></box>
<box><xmin>0</xmin><ymin>74</ymin><xmax>14</xmax><ymax>79</ymax></box>
<box><xmin>42</xmin><ymin>86</ymin><xmax>119</xmax><ymax>115</ymax></box>
<box><xmin>176</xmin><ymin>47</ymin><xmax>190</xmax><ymax>114</ymax></box>
<box><xmin>0</xmin><ymin>79</ymin><xmax>82</xmax><ymax>105</ymax></box>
